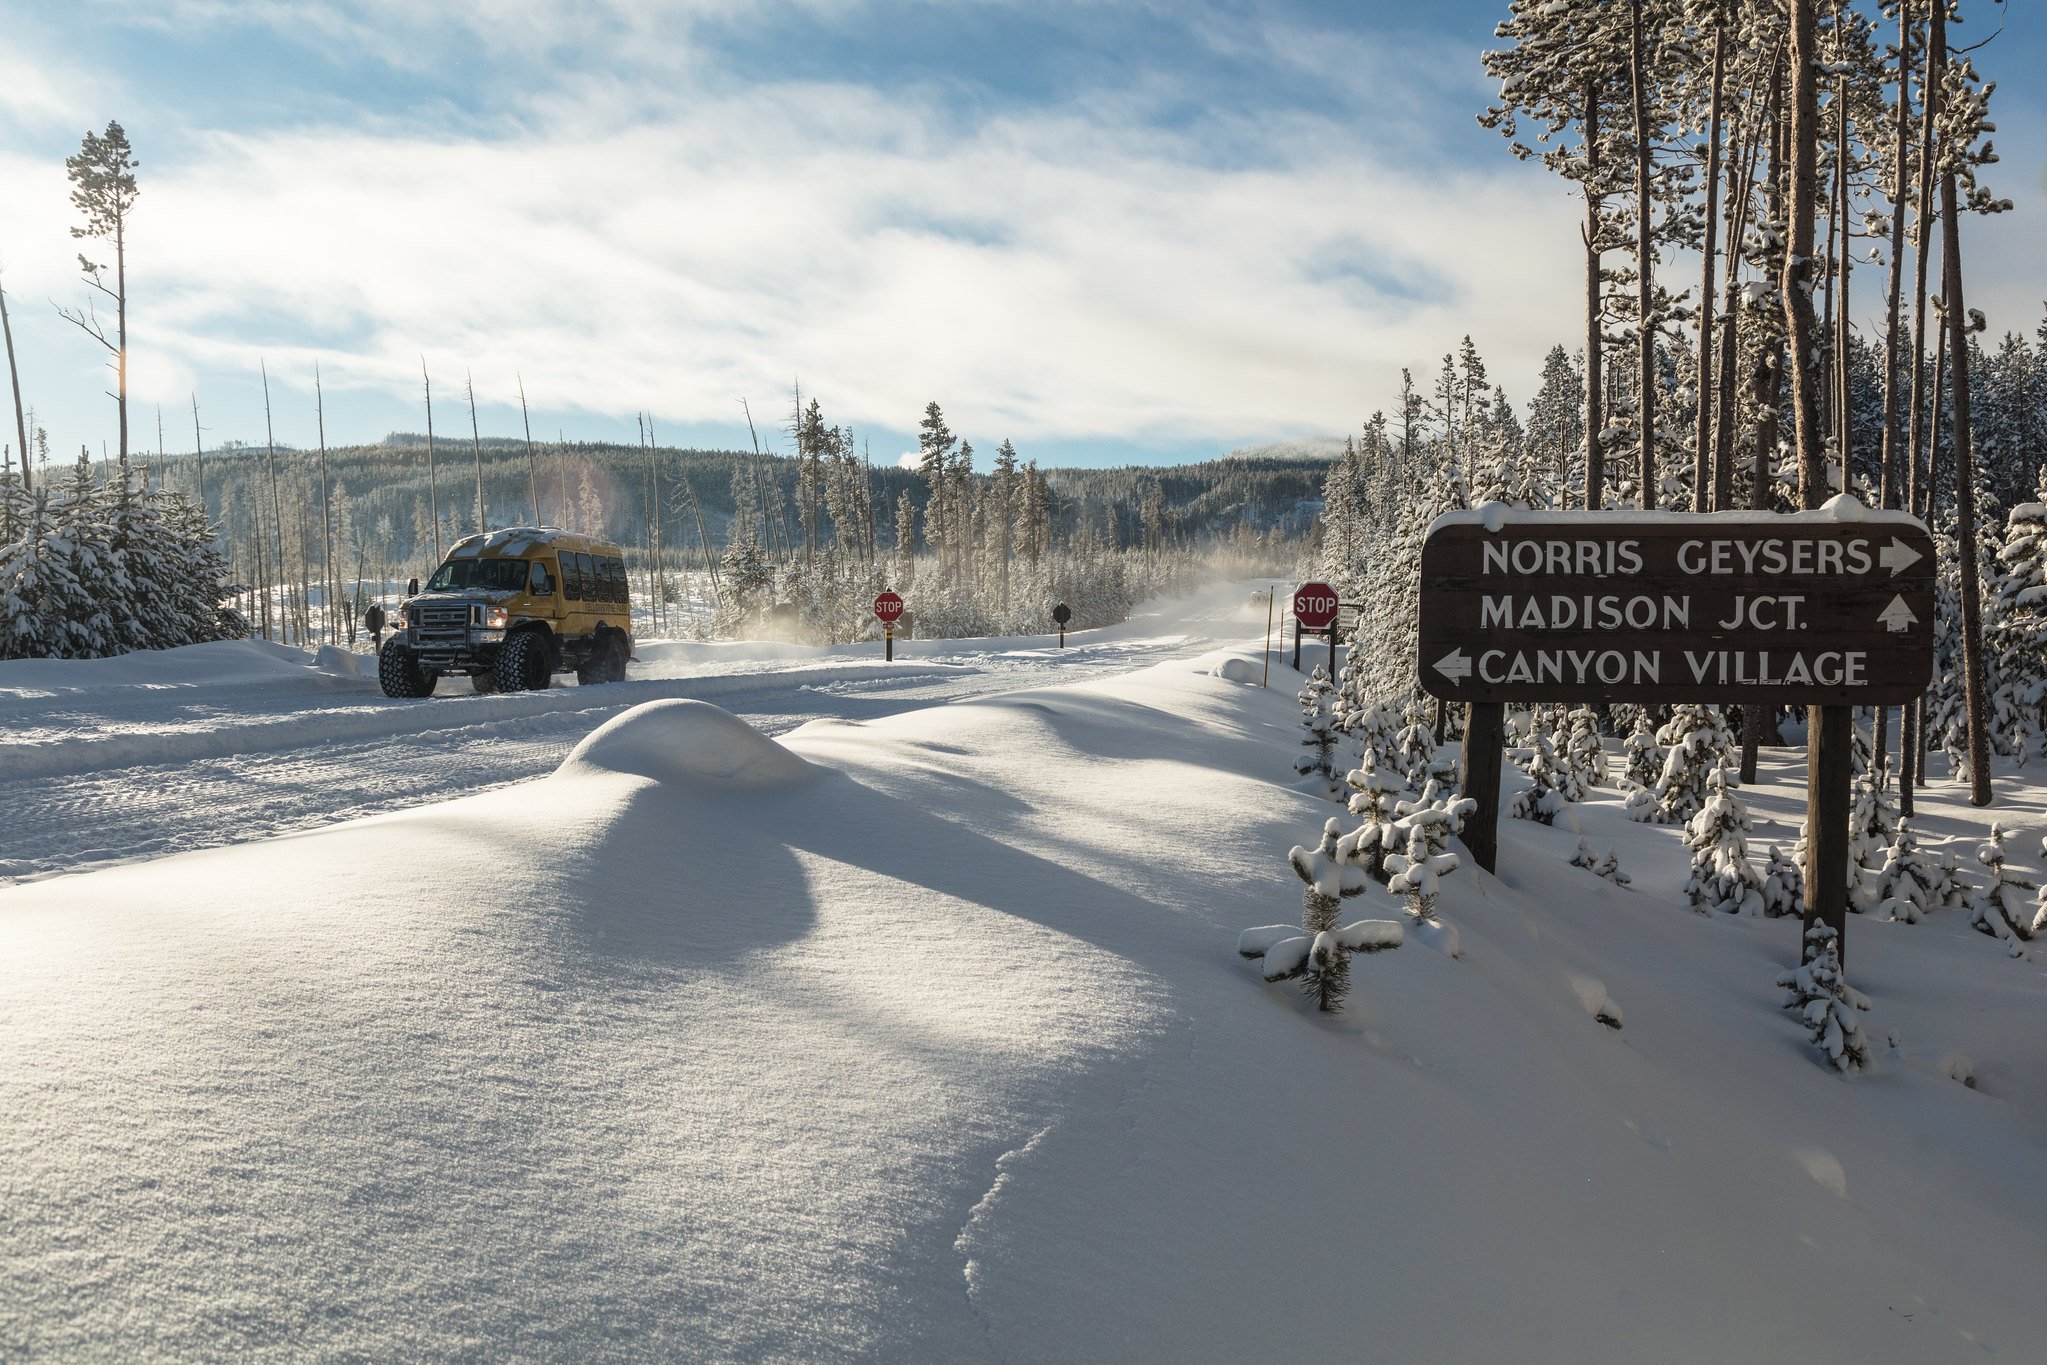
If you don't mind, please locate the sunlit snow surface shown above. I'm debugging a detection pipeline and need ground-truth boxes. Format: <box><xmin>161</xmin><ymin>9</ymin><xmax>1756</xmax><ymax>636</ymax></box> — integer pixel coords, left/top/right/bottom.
<box><xmin>5</xmin><ymin>594</ymin><xmax>2047</xmax><ymax>1360</ymax></box>
<box><xmin>0</xmin><ymin>583</ymin><xmax>1270</xmax><ymax>882</ymax></box>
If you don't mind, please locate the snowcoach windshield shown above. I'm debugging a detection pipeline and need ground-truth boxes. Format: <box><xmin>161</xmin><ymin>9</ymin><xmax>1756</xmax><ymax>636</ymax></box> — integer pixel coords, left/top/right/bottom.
<box><xmin>426</xmin><ymin>558</ymin><xmax>529</xmax><ymax>593</ymax></box>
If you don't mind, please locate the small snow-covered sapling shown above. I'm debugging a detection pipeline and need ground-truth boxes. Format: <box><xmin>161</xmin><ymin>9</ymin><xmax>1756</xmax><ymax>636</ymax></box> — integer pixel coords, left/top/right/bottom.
<box><xmin>1239</xmin><ymin>817</ymin><xmax>1403</xmax><ymax>1013</ymax></box>
<box><xmin>1776</xmin><ymin>922</ymin><xmax>1871</xmax><ymax>1073</ymax></box>
<box><xmin>1385</xmin><ymin>823</ymin><xmax>1461</xmax><ymax>922</ymax></box>
<box><xmin>1865</xmin><ymin>819</ymin><xmax>1942</xmax><ymax>924</ymax></box>
<box><xmin>1507</xmin><ymin>730</ymin><xmax>1569</xmax><ymax>825</ymax></box>
<box><xmin>1622</xmin><ymin>714</ymin><xmax>1663</xmax><ymax>789</ymax></box>
<box><xmin>1969</xmin><ymin>823</ymin><xmax>2035</xmax><ymax>955</ymax></box>
<box><xmin>1338</xmin><ymin>752</ymin><xmax>1405</xmax><ymax>884</ymax></box>
<box><xmin>1759</xmin><ymin>844</ymin><xmax>1805</xmax><ymax>920</ymax></box>
<box><xmin>1571</xmin><ymin>840</ymin><xmax>1630</xmax><ymax>885</ymax></box>
<box><xmin>1848</xmin><ymin>761</ymin><xmax>1899</xmax><ymax>872</ymax></box>
<box><xmin>1682</xmin><ymin>765</ymin><xmax>1766</xmax><ymax>916</ymax></box>
<box><xmin>1293</xmin><ymin>666</ymin><xmax>1343</xmax><ymax>801</ymax></box>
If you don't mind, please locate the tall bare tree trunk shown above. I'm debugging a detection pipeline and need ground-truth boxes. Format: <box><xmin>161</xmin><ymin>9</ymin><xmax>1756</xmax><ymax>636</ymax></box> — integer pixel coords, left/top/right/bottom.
<box><xmin>261</xmin><ymin>360</ymin><xmax>289</xmax><ymax>644</ymax></box>
<box><xmin>517</xmin><ymin>375</ymin><xmax>539</xmax><ymax>526</ymax></box>
<box><xmin>190</xmin><ymin>394</ymin><xmax>205</xmax><ymax>512</ymax></box>
<box><xmin>1931</xmin><ymin>2</ymin><xmax>1992</xmax><ymax>806</ymax></box>
<box><xmin>1785</xmin><ymin>0</ymin><xmax>1826</xmax><ymax>510</ymax></box>
<box><xmin>1629</xmin><ymin>0</ymin><xmax>1658</xmax><ymax>507</ymax></box>
<box><xmin>1877</xmin><ymin>0</ymin><xmax>1914</xmax><ymax>780</ymax></box>
<box><xmin>422</xmin><ymin>359</ymin><xmax>442</xmax><ymax>564</ymax></box>
<box><xmin>116</xmin><ymin>217</ymin><xmax>128</xmax><ymax>468</ymax></box>
<box><xmin>1904</xmin><ymin>7</ymin><xmax>1941</xmax><ymax>800</ymax></box>
<box><xmin>1694</xmin><ymin>21</ymin><xmax>1726</xmax><ymax>512</ymax></box>
<box><xmin>316</xmin><ymin>364</ymin><xmax>335</xmax><ymax>647</ymax></box>
<box><xmin>466</xmin><ymin>370</ymin><xmax>486</xmax><ymax>534</ymax></box>
<box><xmin>0</xmin><ymin>277</ymin><xmax>28</xmax><ymax>490</ymax></box>
<box><xmin>1835</xmin><ymin>63</ymin><xmax>1854</xmax><ymax>497</ymax></box>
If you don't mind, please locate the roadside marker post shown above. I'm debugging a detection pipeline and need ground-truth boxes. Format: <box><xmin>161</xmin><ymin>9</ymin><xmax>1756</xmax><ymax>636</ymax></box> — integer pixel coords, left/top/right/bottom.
<box><xmin>1053</xmin><ymin>602</ymin><xmax>1071</xmax><ymax>648</ymax></box>
<box><xmin>1416</xmin><ymin>503</ymin><xmax>1935</xmax><ymax>959</ymax></box>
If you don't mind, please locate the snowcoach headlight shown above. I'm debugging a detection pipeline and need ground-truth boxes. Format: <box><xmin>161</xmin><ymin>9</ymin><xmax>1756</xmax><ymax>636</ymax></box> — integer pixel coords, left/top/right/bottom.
<box><xmin>485</xmin><ymin>606</ymin><xmax>510</xmax><ymax>629</ymax></box>
<box><xmin>394</xmin><ymin>607</ymin><xmax>409</xmax><ymax>630</ymax></box>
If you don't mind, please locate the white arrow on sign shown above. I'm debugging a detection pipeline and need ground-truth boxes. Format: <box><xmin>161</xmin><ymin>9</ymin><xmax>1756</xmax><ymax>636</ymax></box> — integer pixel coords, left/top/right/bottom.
<box><xmin>1878</xmin><ymin>538</ymin><xmax>1923</xmax><ymax>576</ymax></box>
<box><xmin>1434</xmin><ymin>648</ymin><xmax>1473</xmax><ymax>681</ymax></box>
<box><xmin>1878</xmin><ymin>595</ymin><xmax>1917</xmax><ymax>633</ymax></box>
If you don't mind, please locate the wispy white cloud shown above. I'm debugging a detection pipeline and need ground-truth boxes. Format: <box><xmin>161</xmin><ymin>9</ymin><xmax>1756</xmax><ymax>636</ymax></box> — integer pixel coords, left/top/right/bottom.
<box><xmin>12</xmin><ymin>1</ymin><xmax>1605</xmax><ymax>453</ymax></box>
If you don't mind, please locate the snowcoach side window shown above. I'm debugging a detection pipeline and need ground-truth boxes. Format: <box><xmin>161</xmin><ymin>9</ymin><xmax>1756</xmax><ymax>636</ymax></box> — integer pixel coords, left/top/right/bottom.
<box><xmin>561</xmin><ymin>552</ymin><xmax>584</xmax><ymax>602</ymax></box>
<box><xmin>603</xmin><ymin>556</ymin><xmax>626</xmax><ymax>603</ymax></box>
<box><xmin>528</xmin><ymin>560</ymin><xmax>554</xmax><ymax>596</ymax></box>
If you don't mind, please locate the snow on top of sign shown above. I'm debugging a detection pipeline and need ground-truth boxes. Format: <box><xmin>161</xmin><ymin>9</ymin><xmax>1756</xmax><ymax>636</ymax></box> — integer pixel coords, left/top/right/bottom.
<box><xmin>1426</xmin><ymin>494</ymin><xmax>1925</xmax><ymax>538</ymax></box>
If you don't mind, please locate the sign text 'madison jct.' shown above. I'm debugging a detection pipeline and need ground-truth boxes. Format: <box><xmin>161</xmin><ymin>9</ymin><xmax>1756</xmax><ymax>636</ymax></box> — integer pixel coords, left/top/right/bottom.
<box><xmin>1416</xmin><ymin>503</ymin><xmax>1938</xmax><ymax>707</ymax></box>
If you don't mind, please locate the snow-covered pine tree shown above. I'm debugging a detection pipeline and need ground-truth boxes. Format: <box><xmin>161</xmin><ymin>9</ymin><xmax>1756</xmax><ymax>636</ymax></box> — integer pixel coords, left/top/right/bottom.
<box><xmin>1508</xmin><ymin>729</ymin><xmax>1569</xmax><ymax>825</ymax></box>
<box><xmin>1848</xmin><ymin>759</ymin><xmax>1899</xmax><ymax>872</ymax></box>
<box><xmin>1623</xmin><ymin>713</ymin><xmax>1663</xmax><ymax>788</ymax></box>
<box><xmin>1990</xmin><ymin>490</ymin><xmax>2047</xmax><ymax>759</ymax></box>
<box><xmin>1294</xmin><ymin>665</ymin><xmax>1342</xmax><ymax>800</ymax></box>
<box><xmin>1571</xmin><ymin>839</ymin><xmax>1631</xmax><ymax>886</ymax></box>
<box><xmin>1682</xmin><ymin>766</ymin><xmax>1767</xmax><ymax>916</ymax></box>
<box><xmin>1337</xmin><ymin>752</ymin><xmax>1405</xmax><ymax>883</ymax></box>
<box><xmin>1760</xmin><ymin>844</ymin><xmax>1806</xmax><ymax>920</ymax></box>
<box><xmin>1968</xmin><ymin>823</ymin><xmax>2035</xmax><ymax>955</ymax></box>
<box><xmin>1776</xmin><ymin>922</ymin><xmax>1872</xmax><ymax>1073</ymax></box>
<box><xmin>1865</xmin><ymin>818</ymin><xmax>1942</xmax><ymax>924</ymax></box>
<box><xmin>1634</xmin><ymin>704</ymin><xmax>1733</xmax><ymax>825</ymax></box>
<box><xmin>1392</xmin><ymin>777</ymin><xmax>1480</xmax><ymax>863</ymax></box>
<box><xmin>1560</xmin><ymin>705</ymin><xmax>1607</xmax><ymax>798</ymax></box>
<box><xmin>1385</xmin><ymin>822</ymin><xmax>1462</xmax><ymax>923</ymax></box>
<box><xmin>1391</xmin><ymin>699</ymin><xmax>1439</xmax><ymax>791</ymax></box>
<box><xmin>1239</xmin><ymin>818</ymin><xmax>1403</xmax><ymax>1013</ymax></box>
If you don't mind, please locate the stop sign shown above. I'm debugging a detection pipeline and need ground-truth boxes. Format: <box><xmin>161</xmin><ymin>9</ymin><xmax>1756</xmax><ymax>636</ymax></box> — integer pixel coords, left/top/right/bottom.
<box><xmin>1293</xmin><ymin>582</ymin><xmax>1339</xmax><ymax>632</ymax></box>
<box><xmin>874</xmin><ymin>591</ymin><xmax>905</xmax><ymax>623</ymax></box>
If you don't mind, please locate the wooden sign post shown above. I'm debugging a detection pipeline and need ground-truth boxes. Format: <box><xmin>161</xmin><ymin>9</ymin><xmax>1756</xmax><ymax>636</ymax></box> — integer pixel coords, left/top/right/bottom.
<box><xmin>874</xmin><ymin>591</ymin><xmax>904</xmax><ymax>662</ymax></box>
<box><xmin>1417</xmin><ymin>503</ymin><xmax>1936</xmax><ymax>955</ymax></box>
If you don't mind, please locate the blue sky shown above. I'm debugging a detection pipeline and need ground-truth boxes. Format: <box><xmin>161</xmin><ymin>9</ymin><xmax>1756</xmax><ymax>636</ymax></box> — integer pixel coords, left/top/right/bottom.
<box><xmin>2</xmin><ymin>0</ymin><xmax>2044</xmax><ymax>472</ymax></box>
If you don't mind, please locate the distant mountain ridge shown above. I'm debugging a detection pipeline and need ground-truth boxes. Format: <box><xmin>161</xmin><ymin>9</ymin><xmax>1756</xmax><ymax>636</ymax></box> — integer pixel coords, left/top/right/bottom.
<box><xmin>1220</xmin><ymin>436</ymin><xmax>1348</xmax><ymax>463</ymax></box>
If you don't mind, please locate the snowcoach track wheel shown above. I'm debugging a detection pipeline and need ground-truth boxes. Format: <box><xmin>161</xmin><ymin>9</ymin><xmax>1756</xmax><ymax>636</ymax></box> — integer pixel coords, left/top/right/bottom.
<box><xmin>378</xmin><ymin>641</ymin><xmax>433</xmax><ymax>699</ymax></box>
<box><xmin>578</xmin><ymin>630</ymin><xmax>627</xmax><ymax>686</ymax></box>
<box><xmin>494</xmin><ymin>629</ymin><xmax>552</xmax><ymax>693</ymax></box>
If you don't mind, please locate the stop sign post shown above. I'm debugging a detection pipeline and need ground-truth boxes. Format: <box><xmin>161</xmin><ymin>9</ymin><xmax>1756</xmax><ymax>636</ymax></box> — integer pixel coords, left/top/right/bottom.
<box><xmin>874</xmin><ymin>591</ymin><xmax>904</xmax><ymax>661</ymax></box>
<box><xmin>1293</xmin><ymin>582</ymin><xmax>1339</xmax><ymax>674</ymax></box>
<box><xmin>1053</xmin><ymin>602</ymin><xmax>1071</xmax><ymax>648</ymax></box>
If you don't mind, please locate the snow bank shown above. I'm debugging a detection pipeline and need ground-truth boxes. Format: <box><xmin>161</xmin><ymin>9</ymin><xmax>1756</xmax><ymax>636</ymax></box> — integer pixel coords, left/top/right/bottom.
<box><xmin>556</xmin><ymin>698</ymin><xmax>821</xmax><ymax>787</ymax></box>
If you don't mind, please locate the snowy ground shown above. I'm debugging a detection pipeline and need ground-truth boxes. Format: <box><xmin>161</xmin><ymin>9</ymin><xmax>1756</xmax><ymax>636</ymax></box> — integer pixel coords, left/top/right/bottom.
<box><xmin>4</xmin><ymin>620</ymin><xmax>2046</xmax><ymax>1361</ymax></box>
<box><xmin>0</xmin><ymin>581</ymin><xmax>1279</xmax><ymax>882</ymax></box>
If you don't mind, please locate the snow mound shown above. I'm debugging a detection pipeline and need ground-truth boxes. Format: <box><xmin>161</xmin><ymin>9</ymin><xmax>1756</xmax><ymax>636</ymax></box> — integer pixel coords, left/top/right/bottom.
<box><xmin>1209</xmin><ymin>657</ymin><xmax>1260</xmax><ymax>684</ymax></box>
<box><xmin>313</xmin><ymin>645</ymin><xmax>361</xmax><ymax>677</ymax></box>
<box><xmin>555</xmin><ymin>699</ymin><xmax>821</xmax><ymax>787</ymax></box>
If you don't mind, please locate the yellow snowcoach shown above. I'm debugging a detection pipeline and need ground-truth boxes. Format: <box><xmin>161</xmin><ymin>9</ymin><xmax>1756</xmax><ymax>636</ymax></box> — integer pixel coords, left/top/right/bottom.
<box><xmin>379</xmin><ymin>528</ymin><xmax>635</xmax><ymax>697</ymax></box>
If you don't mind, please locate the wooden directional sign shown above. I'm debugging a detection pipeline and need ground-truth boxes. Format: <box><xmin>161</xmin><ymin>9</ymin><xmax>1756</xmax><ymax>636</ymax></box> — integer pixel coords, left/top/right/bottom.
<box><xmin>1416</xmin><ymin>504</ymin><xmax>1937</xmax><ymax>706</ymax></box>
<box><xmin>1294</xmin><ymin>582</ymin><xmax>1339</xmax><ymax>632</ymax></box>
<box><xmin>874</xmin><ymin>591</ymin><xmax>905</xmax><ymax>624</ymax></box>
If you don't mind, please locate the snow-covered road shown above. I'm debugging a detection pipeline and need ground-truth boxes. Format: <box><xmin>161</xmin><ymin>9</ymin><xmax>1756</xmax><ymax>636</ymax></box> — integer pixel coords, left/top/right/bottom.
<box><xmin>0</xmin><ymin>580</ymin><xmax>1279</xmax><ymax>882</ymax></box>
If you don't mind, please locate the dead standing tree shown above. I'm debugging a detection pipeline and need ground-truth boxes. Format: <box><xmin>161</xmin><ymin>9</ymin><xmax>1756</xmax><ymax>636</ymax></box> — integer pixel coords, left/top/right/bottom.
<box><xmin>56</xmin><ymin>121</ymin><xmax>140</xmax><ymax>469</ymax></box>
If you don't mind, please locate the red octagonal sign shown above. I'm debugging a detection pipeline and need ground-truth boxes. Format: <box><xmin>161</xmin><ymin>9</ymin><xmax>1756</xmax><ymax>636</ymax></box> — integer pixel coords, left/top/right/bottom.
<box><xmin>873</xmin><ymin>591</ymin><xmax>905</xmax><ymax>623</ymax></box>
<box><xmin>1293</xmin><ymin>581</ymin><xmax>1339</xmax><ymax>632</ymax></box>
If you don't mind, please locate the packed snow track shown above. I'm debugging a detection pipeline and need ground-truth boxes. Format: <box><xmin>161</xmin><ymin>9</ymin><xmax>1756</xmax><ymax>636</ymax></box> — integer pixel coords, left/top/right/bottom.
<box><xmin>0</xmin><ymin>582</ymin><xmax>1276</xmax><ymax>882</ymax></box>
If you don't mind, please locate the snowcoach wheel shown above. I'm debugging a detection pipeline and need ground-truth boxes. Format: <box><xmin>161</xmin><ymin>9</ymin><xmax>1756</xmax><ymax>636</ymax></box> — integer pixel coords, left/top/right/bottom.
<box><xmin>378</xmin><ymin>641</ymin><xmax>434</xmax><ymax>699</ymax></box>
<box><xmin>471</xmin><ymin>671</ymin><xmax>498</xmax><ymax>695</ymax></box>
<box><xmin>494</xmin><ymin>629</ymin><xmax>552</xmax><ymax>693</ymax></box>
<box><xmin>577</xmin><ymin>631</ymin><xmax>627</xmax><ymax>686</ymax></box>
